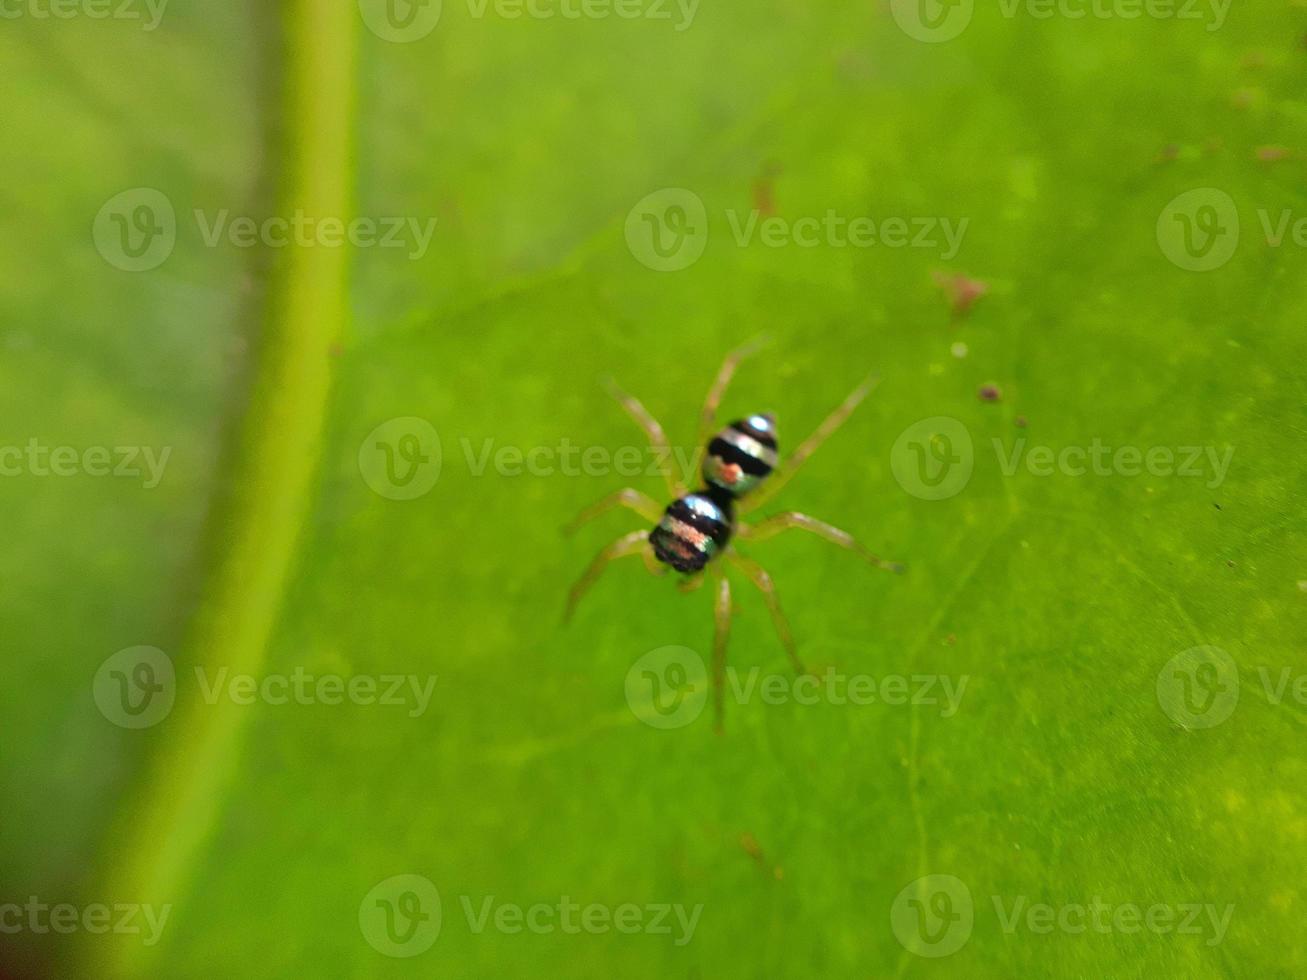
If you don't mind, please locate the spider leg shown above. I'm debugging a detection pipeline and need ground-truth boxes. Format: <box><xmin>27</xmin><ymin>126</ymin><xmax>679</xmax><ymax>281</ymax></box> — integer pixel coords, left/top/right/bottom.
<box><xmin>564</xmin><ymin>487</ymin><xmax>663</xmax><ymax>536</ymax></box>
<box><xmin>564</xmin><ymin>529</ymin><xmax>651</xmax><ymax>622</ymax></box>
<box><xmin>695</xmin><ymin>335</ymin><xmax>771</xmax><ymax>452</ymax></box>
<box><xmin>678</xmin><ymin>571</ymin><xmax>706</xmax><ymax>594</ymax></box>
<box><xmin>602</xmin><ymin>377</ymin><xmax>685</xmax><ymax>499</ymax></box>
<box><xmin>726</xmin><ymin>552</ymin><xmax>805</xmax><ymax>676</ymax></box>
<box><xmin>711</xmin><ymin>568</ymin><xmax>732</xmax><ymax>734</ymax></box>
<box><xmin>642</xmin><ymin>546</ymin><xmax>668</xmax><ymax>577</ymax></box>
<box><xmin>738</xmin><ymin>512</ymin><xmax>903</xmax><ymax>573</ymax></box>
<box><xmin>741</xmin><ymin>373</ymin><xmax>879</xmax><ymax>513</ymax></box>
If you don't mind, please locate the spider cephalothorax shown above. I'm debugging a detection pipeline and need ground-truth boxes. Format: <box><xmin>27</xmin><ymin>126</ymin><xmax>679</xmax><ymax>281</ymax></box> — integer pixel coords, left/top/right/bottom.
<box><xmin>702</xmin><ymin>413</ymin><xmax>778</xmax><ymax>497</ymax></box>
<box><xmin>564</xmin><ymin>338</ymin><xmax>902</xmax><ymax>730</ymax></box>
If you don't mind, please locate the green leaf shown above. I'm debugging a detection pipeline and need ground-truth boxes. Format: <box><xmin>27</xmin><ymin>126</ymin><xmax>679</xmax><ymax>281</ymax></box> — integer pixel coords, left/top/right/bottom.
<box><xmin>3</xmin><ymin>1</ymin><xmax>1306</xmax><ymax>978</ymax></box>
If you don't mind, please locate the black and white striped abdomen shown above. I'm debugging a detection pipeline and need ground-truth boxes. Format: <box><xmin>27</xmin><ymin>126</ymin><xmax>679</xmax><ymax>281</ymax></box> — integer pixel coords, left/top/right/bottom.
<box><xmin>649</xmin><ymin>492</ymin><xmax>732</xmax><ymax>573</ymax></box>
<box><xmin>702</xmin><ymin>414</ymin><xmax>778</xmax><ymax>498</ymax></box>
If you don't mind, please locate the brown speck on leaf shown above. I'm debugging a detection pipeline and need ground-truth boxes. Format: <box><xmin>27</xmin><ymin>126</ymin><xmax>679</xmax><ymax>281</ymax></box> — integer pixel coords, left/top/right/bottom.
<box><xmin>1241</xmin><ymin>51</ymin><xmax>1267</xmax><ymax>70</ymax></box>
<box><xmin>1015</xmin><ymin>415</ymin><xmax>1028</xmax><ymax>428</ymax></box>
<box><xmin>740</xmin><ymin>832</ymin><xmax>764</xmax><ymax>861</ymax></box>
<box><xmin>1156</xmin><ymin>143</ymin><xmax>1180</xmax><ymax>163</ymax></box>
<box><xmin>773</xmin><ymin>866</ymin><xmax>784</xmax><ymax>881</ymax></box>
<box><xmin>933</xmin><ymin>270</ymin><xmax>989</xmax><ymax>319</ymax></box>
<box><xmin>945</xmin><ymin>633</ymin><xmax>957</xmax><ymax>646</ymax></box>
<box><xmin>329</xmin><ymin>342</ymin><xmax>344</xmax><ymax>358</ymax></box>
<box><xmin>1226</xmin><ymin>560</ymin><xmax>1236</xmax><ymax>568</ymax></box>
<box><xmin>978</xmin><ymin>383</ymin><xmax>1002</xmax><ymax>403</ymax></box>
<box><xmin>1256</xmin><ymin>145</ymin><xmax>1292</xmax><ymax>163</ymax></box>
<box><xmin>751</xmin><ymin>161</ymin><xmax>782</xmax><ymax>217</ymax></box>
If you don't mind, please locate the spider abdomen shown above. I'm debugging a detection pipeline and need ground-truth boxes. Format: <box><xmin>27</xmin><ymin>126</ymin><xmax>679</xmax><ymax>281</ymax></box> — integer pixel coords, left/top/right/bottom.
<box><xmin>650</xmin><ymin>492</ymin><xmax>733</xmax><ymax>573</ymax></box>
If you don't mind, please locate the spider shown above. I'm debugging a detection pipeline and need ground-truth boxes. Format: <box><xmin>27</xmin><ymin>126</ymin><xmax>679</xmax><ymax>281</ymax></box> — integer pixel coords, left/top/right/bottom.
<box><xmin>564</xmin><ymin>337</ymin><xmax>903</xmax><ymax>731</ymax></box>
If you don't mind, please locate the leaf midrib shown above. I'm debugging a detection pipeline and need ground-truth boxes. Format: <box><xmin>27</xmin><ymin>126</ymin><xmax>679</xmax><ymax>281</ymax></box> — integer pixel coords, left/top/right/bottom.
<box><xmin>82</xmin><ymin>4</ymin><xmax>358</xmax><ymax>977</ymax></box>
